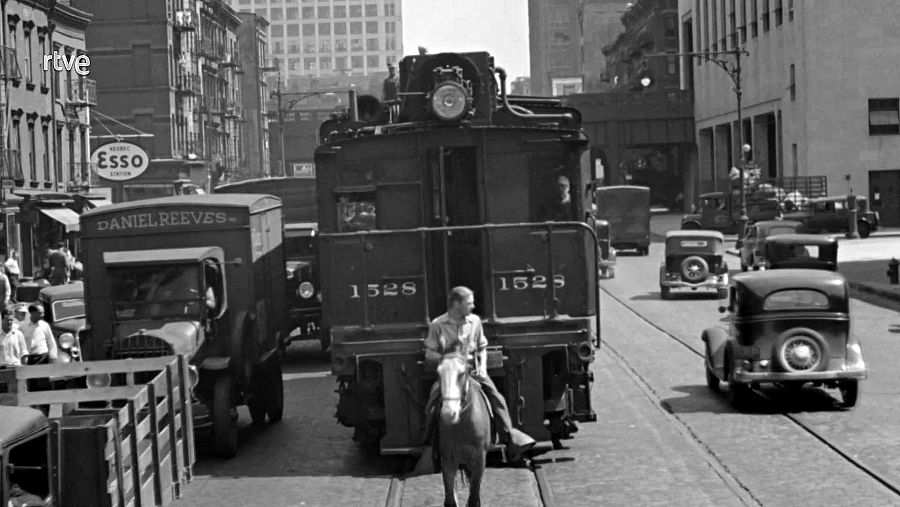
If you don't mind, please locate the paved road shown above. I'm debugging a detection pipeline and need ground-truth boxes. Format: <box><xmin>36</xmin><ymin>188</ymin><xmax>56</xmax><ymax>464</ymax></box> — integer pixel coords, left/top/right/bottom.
<box><xmin>172</xmin><ymin>216</ymin><xmax>900</xmax><ymax>506</ymax></box>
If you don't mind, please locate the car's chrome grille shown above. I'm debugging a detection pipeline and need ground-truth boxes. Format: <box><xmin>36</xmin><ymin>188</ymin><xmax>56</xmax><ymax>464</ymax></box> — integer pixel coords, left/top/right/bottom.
<box><xmin>110</xmin><ymin>334</ymin><xmax>174</xmax><ymax>359</ymax></box>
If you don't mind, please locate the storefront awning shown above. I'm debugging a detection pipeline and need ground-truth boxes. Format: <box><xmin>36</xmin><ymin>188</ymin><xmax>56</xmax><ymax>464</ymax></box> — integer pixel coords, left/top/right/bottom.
<box><xmin>40</xmin><ymin>208</ymin><xmax>80</xmax><ymax>233</ymax></box>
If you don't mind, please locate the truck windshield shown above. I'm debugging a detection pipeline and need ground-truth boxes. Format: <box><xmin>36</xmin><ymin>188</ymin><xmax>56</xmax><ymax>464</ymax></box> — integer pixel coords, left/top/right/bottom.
<box><xmin>285</xmin><ymin>233</ymin><xmax>314</xmax><ymax>262</ymax></box>
<box><xmin>109</xmin><ymin>264</ymin><xmax>202</xmax><ymax>319</ymax></box>
<box><xmin>51</xmin><ymin>299</ymin><xmax>85</xmax><ymax>322</ymax></box>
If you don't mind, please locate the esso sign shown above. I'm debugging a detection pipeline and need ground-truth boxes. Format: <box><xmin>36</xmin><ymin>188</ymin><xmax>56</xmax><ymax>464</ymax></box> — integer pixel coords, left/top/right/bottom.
<box><xmin>91</xmin><ymin>141</ymin><xmax>150</xmax><ymax>181</ymax></box>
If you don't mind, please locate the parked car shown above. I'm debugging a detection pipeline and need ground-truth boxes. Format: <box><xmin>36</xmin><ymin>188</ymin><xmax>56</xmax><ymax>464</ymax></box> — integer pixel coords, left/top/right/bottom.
<box><xmin>703</xmin><ymin>269</ymin><xmax>866</xmax><ymax>409</ymax></box>
<box><xmin>782</xmin><ymin>195</ymin><xmax>879</xmax><ymax>239</ymax></box>
<box><xmin>659</xmin><ymin>230</ymin><xmax>729</xmax><ymax>299</ymax></box>
<box><xmin>37</xmin><ymin>282</ymin><xmax>87</xmax><ymax>363</ymax></box>
<box><xmin>764</xmin><ymin>234</ymin><xmax>838</xmax><ymax>271</ymax></box>
<box><xmin>739</xmin><ymin>220</ymin><xmax>804</xmax><ymax>271</ymax></box>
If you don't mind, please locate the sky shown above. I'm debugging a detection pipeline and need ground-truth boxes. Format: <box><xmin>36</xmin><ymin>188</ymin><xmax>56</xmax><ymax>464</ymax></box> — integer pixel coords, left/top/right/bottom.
<box><xmin>401</xmin><ymin>0</ymin><xmax>530</xmax><ymax>80</ymax></box>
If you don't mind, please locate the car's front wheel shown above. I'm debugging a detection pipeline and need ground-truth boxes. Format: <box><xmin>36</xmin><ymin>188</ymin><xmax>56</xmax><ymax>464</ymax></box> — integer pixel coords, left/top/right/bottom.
<box><xmin>726</xmin><ymin>359</ymin><xmax>751</xmax><ymax>410</ymax></box>
<box><xmin>840</xmin><ymin>380</ymin><xmax>860</xmax><ymax>408</ymax></box>
<box><xmin>857</xmin><ymin>221</ymin><xmax>870</xmax><ymax>239</ymax></box>
<box><xmin>705</xmin><ymin>346</ymin><xmax>720</xmax><ymax>392</ymax></box>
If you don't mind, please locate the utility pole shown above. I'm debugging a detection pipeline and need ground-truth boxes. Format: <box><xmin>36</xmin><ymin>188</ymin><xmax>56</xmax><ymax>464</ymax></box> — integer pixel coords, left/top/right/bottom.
<box><xmin>645</xmin><ymin>47</ymin><xmax>751</xmax><ymax>244</ymax></box>
<box><xmin>273</xmin><ymin>82</ymin><xmax>286</xmax><ymax>177</ymax></box>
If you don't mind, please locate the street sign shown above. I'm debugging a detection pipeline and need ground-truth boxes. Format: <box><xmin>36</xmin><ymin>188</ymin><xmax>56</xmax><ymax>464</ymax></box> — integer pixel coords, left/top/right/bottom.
<box><xmin>1</xmin><ymin>179</ymin><xmax>13</xmax><ymax>188</ymax></box>
<box><xmin>90</xmin><ymin>141</ymin><xmax>150</xmax><ymax>181</ymax></box>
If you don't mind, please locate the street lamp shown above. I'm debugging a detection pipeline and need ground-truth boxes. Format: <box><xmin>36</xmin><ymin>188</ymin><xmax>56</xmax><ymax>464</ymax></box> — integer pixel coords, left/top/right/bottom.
<box><xmin>645</xmin><ymin>48</ymin><xmax>751</xmax><ymax>243</ymax></box>
<box><xmin>640</xmin><ymin>76</ymin><xmax>652</xmax><ymax>88</ymax></box>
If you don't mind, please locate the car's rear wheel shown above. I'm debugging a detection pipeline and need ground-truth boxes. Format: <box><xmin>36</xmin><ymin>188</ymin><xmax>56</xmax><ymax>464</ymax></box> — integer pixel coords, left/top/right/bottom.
<box><xmin>725</xmin><ymin>359</ymin><xmax>751</xmax><ymax>410</ymax></box>
<box><xmin>681</xmin><ymin>256</ymin><xmax>709</xmax><ymax>283</ymax></box>
<box><xmin>857</xmin><ymin>221</ymin><xmax>870</xmax><ymax>239</ymax></box>
<box><xmin>660</xmin><ymin>285</ymin><xmax>671</xmax><ymax>300</ymax></box>
<box><xmin>705</xmin><ymin>345</ymin><xmax>720</xmax><ymax>392</ymax></box>
<box><xmin>840</xmin><ymin>380</ymin><xmax>860</xmax><ymax>408</ymax></box>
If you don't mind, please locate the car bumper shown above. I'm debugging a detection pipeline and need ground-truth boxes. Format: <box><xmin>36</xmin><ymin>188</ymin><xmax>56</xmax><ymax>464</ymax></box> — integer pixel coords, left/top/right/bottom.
<box><xmin>734</xmin><ymin>368</ymin><xmax>868</xmax><ymax>383</ymax></box>
<box><xmin>660</xmin><ymin>276</ymin><xmax>728</xmax><ymax>290</ymax></box>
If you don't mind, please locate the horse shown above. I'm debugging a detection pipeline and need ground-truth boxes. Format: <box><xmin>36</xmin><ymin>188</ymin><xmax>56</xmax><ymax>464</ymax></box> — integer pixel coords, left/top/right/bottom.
<box><xmin>436</xmin><ymin>353</ymin><xmax>492</xmax><ymax>507</ymax></box>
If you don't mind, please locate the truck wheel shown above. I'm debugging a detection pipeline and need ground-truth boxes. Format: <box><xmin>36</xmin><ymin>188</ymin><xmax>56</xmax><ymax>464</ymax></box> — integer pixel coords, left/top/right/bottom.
<box><xmin>857</xmin><ymin>221</ymin><xmax>870</xmax><ymax>239</ymax></box>
<box><xmin>840</xmin><ymin>380</ymin><xmax>860</xmax><ymax>408</ymax></box>
<box><xmin>248</xmin><ymin>393</ymin><xmax>267</xmax><ymax>426</ymax></box>
<box><xmin>318</xmin><ymin>327</ymin><xmax>330</xmax><ymax>352</ymax></box>
<box><xmin>659</xmin><ymin>286</ymin><xmax>671</xmax><ymax>300</ymax></box>
<box><xmin>265</xmin><ymin>358</ymin><xmax>284</xmax><ymax>423</ymax></box>
<box><xmin>212</xmin><ymin>375</ymin><xmax>238</xmax><ymax>458</ymax></box>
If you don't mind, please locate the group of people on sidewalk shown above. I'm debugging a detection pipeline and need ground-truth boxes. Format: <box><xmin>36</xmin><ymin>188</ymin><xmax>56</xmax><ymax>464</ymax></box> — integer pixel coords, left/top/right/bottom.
<box><xmin>0</xmin><ymin>302</ymin><xmax>56</xmax><ymax>367</ymax></box>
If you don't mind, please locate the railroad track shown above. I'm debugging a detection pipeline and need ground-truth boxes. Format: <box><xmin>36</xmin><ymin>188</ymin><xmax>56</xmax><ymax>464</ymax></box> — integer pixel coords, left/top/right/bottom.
<box><xmin>383</xmin><ymin>453</ymin><xmax>556</xmax><ymax>506</ymax></box>
<box><xmin>600</xmin><ymin>285</ymin><xmax>900</xmax><ymax>501</ymax></box>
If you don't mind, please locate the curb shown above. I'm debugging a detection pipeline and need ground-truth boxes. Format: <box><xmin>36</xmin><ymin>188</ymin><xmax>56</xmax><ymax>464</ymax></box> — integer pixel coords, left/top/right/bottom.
<box><xmin>848</xmin><ymin>281</ymin><xmax>900</xmax><ymax>304</ymax></box>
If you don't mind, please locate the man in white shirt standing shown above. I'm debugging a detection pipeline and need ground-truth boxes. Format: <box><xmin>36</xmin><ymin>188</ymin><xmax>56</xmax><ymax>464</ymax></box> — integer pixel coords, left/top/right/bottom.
<box><xmin>0</xmin><ymin>309</ymin><xmax>26</xmax><ymax>366</ymax></box>
<box><xmin>5</xmin><ymin>248</ymin><xmax>20</xmax><ymax>302</ymax></box>
<box><xmin>19</xmin><ymin>304</ymin><xmax>56</xmax><ymax>361</ymax></box>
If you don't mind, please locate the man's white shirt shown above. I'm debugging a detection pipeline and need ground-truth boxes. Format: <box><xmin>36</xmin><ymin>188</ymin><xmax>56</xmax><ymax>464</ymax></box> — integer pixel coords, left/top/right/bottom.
<box><xmin>19</xmin><ymin>319</ymin><xmax>57</xmax><ymax>359</ymax></box>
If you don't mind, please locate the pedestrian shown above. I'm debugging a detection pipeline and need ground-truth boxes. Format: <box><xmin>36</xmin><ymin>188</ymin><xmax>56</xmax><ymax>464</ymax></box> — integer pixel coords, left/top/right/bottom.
<box><xmin>5</xmin><ymin>248</ymin><xmax>20</xmax><ymax>302</ymax></box>
<box><xmin>382</xmin><ymin>63</ymin><xmax>399</xmax><ymax>102</ymax></box>
<box><xmin>0</xmin><ymin>260</ymin><xmax>11</xmax><ymax>308</ymax></box>
<box><xmin>19</xmin><ymin>304</ymin><xmax>56</xmax><ymax>362</ymax></box>
<box><xmin>539</xmin><ymin>171</ymin><xmax>574</xmax><ymax>221</ymax></box>
<box><xmin>47</xmin><ymin>241</ymin><xmax>70</xmax><ymax>286</ymax></box>
<box><xmin>421</xmin><ymin>286</ymin><xmax>535</xmax><ymax>462</ymax></box>
<box><xmin>0</xmin><ymin>308</ymin><xmax>27</xmax><ymax>367</ymax></box>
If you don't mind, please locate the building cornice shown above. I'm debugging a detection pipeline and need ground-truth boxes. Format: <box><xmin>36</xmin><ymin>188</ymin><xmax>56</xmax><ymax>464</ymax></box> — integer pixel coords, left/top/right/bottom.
<box><xmin>49</xmin><ymin>2</ymin><xmax>93</xmax><ymax>30</ymax></box>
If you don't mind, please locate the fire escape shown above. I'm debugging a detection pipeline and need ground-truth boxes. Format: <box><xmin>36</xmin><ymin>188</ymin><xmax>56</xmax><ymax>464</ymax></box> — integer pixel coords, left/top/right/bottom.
<box><xmin>0</xmin><ymin>45</ymin><xmax>22</xmax><ymax>187</ymax></box>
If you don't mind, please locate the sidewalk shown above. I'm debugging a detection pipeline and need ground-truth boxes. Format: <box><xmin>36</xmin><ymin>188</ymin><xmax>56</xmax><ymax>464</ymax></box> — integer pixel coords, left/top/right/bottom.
<box><xmin>649</xmin><ymin>214</ymin><xmax>900</xmax><ymax>311</ymax></box>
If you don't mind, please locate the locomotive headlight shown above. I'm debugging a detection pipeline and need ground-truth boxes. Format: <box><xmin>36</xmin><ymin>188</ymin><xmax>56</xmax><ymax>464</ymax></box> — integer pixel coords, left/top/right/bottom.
<box><xmin>298</xmin><ymin>281</ymin><xmax>315</xmax><ymax>299</ymax></box>
<box><xmin>430</xmin><ymin>81</ymin><xmax>469</xmax><ymax>121</ymax></box>
<box><xmin>58</xmin><ymin>332</ymin><xmax>76</xmax><ymax>349</ymax></box>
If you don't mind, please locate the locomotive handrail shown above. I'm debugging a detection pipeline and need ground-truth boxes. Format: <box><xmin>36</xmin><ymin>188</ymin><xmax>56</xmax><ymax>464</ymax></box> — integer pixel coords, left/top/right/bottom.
<box><xmin>319</xmin><ymin>221</ymin><xmax>601</xmax><ymax>348</ymax></box>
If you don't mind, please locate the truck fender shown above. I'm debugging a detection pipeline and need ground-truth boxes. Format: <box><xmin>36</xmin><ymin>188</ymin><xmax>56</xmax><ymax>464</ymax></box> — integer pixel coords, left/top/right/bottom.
<box><xmin>702</xmin><ymin>327</ymin><xmax>729</xmax><ymax>376</ymax></box>
<box><xmin>230</xmin><ymin>310</ymin><xmax>255</xmax><ymax>384</ymax></box>
<box><xmin>200</xmin><ymin>357</ymin><xmax>231</xmax><ymax>371</ymax></box>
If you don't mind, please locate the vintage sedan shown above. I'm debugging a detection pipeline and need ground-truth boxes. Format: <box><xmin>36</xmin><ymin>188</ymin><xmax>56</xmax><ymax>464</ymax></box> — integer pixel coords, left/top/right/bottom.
<box><xmin>703</xmin><ymin>270</ymin><xmax>866</xmax><ymax>409</ymax></box>
<box><xmin>37</xmin><ymin>282</ymin><xmax>87</xmax><ymax>363</ymax></box>
<box><xmin>764</xmin><ymin>234</ymin><xmax>838</xmax><ymax>271</ymax></box>
<box><xmin>782</xmin><ymin>195</ymin><xmax>879</xmax><ymax>238</ymax></box>
<box><xmin>739</xmin><ymin>220</ymin><xmax>804</xmax><ymax>271</ymax></box>
<box><xmin>659</xmin><ymin>230</ymin><xmax>729</xmax><ymax>299</ymax></box>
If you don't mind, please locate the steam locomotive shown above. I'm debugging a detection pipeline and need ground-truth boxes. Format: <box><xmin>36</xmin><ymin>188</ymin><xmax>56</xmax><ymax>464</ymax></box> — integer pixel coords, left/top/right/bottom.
<box><xmin>316</xmin><ymin>51</ymin><xmax>604</xmax><ymax>454</ymax></box>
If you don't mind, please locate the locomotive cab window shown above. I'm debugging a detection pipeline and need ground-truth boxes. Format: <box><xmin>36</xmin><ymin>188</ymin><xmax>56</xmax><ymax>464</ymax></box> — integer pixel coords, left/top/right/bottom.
<box><xmin>336</xmin><ymin>192</ymin><xmax>377</xmax><ymax>232</ymax></box>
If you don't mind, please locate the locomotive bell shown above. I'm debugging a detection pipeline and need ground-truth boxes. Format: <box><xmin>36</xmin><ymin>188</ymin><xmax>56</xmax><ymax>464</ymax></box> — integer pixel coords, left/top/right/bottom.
<box><xmin>428</xmin><ymin>66</ymin><xmax>473</xmax><ymax>122</ymax></box>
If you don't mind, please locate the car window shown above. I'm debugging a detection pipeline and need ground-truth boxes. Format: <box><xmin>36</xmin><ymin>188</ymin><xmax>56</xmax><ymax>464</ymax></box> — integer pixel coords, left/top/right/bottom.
<box><xmin>767</xmin><ymin>226</ymin><xmax>797</xmax><ymax>237</ymax></box>
<box><xmin>680</xmin><ymin>240</ymin><xmax>708</xmax><ymax>248</ymax></box>
<box><xmin>763</xmin><ymin>289</ymin><xmax>829</xmax><ymax>310</ymax></box>
<box><xmin>834</xmin><ymin>201</ymin><xmax>845</xmax><ymax>210</ymax></box>
<box><xmin>52</xmin><ymin>298</ymin><xmax>85</xmax><ymax>322</ymax></box>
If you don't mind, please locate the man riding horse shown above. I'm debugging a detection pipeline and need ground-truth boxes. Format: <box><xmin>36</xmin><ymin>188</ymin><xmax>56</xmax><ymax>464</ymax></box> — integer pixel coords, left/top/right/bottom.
<box><xmin>423</xmin><ymin>286</ymin><xmax>536</xmax><ymax>463</ymax></box>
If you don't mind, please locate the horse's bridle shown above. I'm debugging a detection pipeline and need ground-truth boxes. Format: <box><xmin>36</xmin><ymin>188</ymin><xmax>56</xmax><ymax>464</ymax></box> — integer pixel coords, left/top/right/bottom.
<box><xmin>440</xmin><ymin>353</ymin><xmax>471</xmax><ymax>404</ymax></box>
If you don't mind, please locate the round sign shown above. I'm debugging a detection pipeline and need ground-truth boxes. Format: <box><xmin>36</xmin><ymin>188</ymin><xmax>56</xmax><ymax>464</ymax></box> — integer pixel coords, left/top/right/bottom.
<box><xmin>90</xmin><ymin>141</ymin><xmax>150</xmax><ymax>181</ymax></box>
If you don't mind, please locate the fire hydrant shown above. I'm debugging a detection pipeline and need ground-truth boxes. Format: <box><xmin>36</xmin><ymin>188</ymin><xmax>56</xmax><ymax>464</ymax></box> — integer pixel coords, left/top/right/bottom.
<box><xmin>888</xmin><ymin>258</ymin><xmax>900</xmax><ymax>285</ymax></box>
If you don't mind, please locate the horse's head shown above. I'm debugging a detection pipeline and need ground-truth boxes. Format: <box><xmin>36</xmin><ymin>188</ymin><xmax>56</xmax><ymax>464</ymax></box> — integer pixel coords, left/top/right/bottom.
<box><xmin>437</xmin><ymin>353</ymin><xmax>469</xmax><ymax>425</ymax></box>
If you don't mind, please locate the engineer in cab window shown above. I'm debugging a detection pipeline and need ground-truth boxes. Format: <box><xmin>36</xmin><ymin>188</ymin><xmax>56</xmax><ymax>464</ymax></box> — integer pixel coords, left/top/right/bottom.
<box><xmin>539</xmin><ymin>172</ymin><xmax>573</xmax><ymax>221</ymax></box>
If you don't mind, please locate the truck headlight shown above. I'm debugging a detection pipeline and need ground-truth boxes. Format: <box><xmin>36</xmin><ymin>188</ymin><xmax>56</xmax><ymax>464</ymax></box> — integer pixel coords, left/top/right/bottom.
<box><xmin>58</xmin><ymin>332</ymin><xmax>76</xmax><ymax>349</ymax></box>
<box><xmin>87</xmin><ymin>373</ymin><xmax>112</xmax><ymax>389</ymax></box>
<box><xmin>298</xmin><ymin>281</ymin><xmax>315</xmax><ymax>299</ymax></box>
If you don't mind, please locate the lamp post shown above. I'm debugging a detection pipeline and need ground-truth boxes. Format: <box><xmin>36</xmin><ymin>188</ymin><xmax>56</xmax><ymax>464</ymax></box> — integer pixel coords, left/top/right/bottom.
<box><xmin>644</xmin><ymin>47</ymin><xmax>751</xmax><ymax>242</ymax></box>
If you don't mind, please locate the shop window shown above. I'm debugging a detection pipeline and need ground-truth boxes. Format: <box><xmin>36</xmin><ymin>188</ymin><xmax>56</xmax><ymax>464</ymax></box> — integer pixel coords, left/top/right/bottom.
<box><xmin>336</xmin><ymin>192</ymin><xmax>376</xmax><ymax>232</ymax></box>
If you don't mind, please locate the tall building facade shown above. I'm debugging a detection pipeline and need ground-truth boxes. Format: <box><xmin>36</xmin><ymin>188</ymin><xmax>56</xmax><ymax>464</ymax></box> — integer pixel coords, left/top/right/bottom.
<box><xmin>231</xmin><ymin>0</ymin><xmax>403</xmax><ymax>88</ymax></box>
<box><xmin>528</xmin><ymin>0</ymin><xmax>627</xmax><ymax>96</ymax></box>
<box><xmin>680</xmin><ymin>0</ymin><xmax>900</xmax><ymax>225</ymax></box>
<box><xmin>603</xmin><ymin>0</ymin><xmax>680</xmax><ymax>92</ymax></box>
<box><xmin>0</xmin><ymin>0</ymin><xmax>95</xmax><ymax>276</ymax></box>
<box><xmin>74</xmin><ymin>0</ymin><xmax>243</xmax><ymax>202</ymax></box>
<box><xmin>235</xmin><ymin>12</ymin><xmax>274</xmax><ymax>180</ymax></box>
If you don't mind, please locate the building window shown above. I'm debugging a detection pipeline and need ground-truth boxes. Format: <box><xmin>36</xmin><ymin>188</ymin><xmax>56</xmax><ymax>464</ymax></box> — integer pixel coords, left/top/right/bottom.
<box><xmin>384</xmin><ymin>3</ymin><xmax>396</xmax><ymax>16</ymax></box>
<box><xmin>350</xmin><ymin>5</ymin><xmax>362</xmax><ymax>17</ymax></box>
<box><xmin>788</xmin><ymin>0</ymin><xmax>794</xmax><ymax>21</ymax></box>
<box><xmin>385</xmin><ymin>21</ymin><xmax>395</xmax><ymax>33</ymax></box>
<box><xmin>270</xmin><ymin>8</ymin><xmax>282</xmax><ymax>20</ymax></box>
<box><xmin>350</xmin><ymin>22</ymin><xmax>362</xmax><ymax>34</ymax></box>
<box><xmin>23</xmin><ymin>31</ymin><xmax>33</xmax><ymax>83</ymax></box>
<box><xmin>304</xmin><ymin>41</ymin><xmax>316</xmax><ymax>53</ymax></box>
<box><xmin>789</xmin><ymin>63</ymin><xmax>795</xmax><ymax>101</ymax></box>
<box><xmin>288</xmin><ymin>58</ymin><xmax>300</xmax><ymax>71</ymax></box>
<box><xmin>868</xmin><ymin>98</ymin><xmax>900</xmax><ymax>135</ymax></box>
<box><xmin>366</xmin><ymin>38</ymin><xmax>379</xmax><ymax>50</ymax></box>
<box><xmin>335</xmin><ymin>23</ymin><xmax>347</xmax><ymax>35</ymax></box>
<box><xmin>667</xmin><ymin>54</ymin><xmax>677</xmax><ymax>75</ymax></box>
<box><xmin>750</xmin><ymin>0</ymin><xmax>758</xmax><ymax>37</ymax></box>
<box><xmin>300</xmin><ymin>7</ymin><xmax>313</xmax><ymax>19</ymax></box>
<box><xmin>774</xmin><ymin>0</ymin><xmax>783</xmax><ymax>25</ymax></box>
<box><xmin>334</xmin><ymin>5</ymin><xmax>346</xmax><ymax>17</ymax></box>
<box><xmin>302</xmin><ymin>24</ymin><xmax>315</xmax><ymax>36</ymax></box>
<box><xmin>335</xmin><ymin>56</ymin><xmax>347</xmax><ymax>70</ymax></box>
<box><xmin>319</xmin><ymin>40</ymin><xmax>331</xmax><ymax>52</ymax></box>
<box><xmin>318</xmin><ymin>6</ymin><xmax>330</xmax><ymax>18</ymax></box>
<box><xmin>304</xmin><ymin>57</ymin><xmax>316</xmax><ymax>70</ymax></box>
<box><xmin>385</xmin><ymin>36</ymin><xmax>396</xmax><ymax>50</ymax></box>
<box><xmin>365</xmin><ymin>21</ymin><xmax>378</xmax><ymax>34</ymax></box>
<box><xmin>319</xmin><ymin>23</ymin><xmax>331</xmax><ymax>35</ymax></box>
<box><xmin>351</xmin><ymin>55</ymin><xmax>363</xmax><ymax>69</ymax></box>
<box><xmin>319</xmin><ymin>57</ymin><xmax>331</xmax><ymax>70</ymax></box>
<box><xmin>367</xmin><ymin>55</ymin><xmax>378</xmax><ymax>68</ymax></box>
<box><xmin>39</xmin><ymin>36</ymin><xmax>48</xmax><ymax>88</ymax></box>
<box><xmin>286</xmin><ymin>7</ymin><xmax>299</xmax><ymax>19</ymax></box>
<box><xmin>335</xmin><ymin>39</ymin><xmax>347</xmax><ymax>51</ymax></box>
<box><xmin>287</xmin><ymin>24</ymin><xmax>300</xmax><ymax>36</ymax></box>
<box><xmin>351</xmin><ymin>39</ymin><xmax>363</xmax><ymax>51</ymax></box>
<box><xmin>762</xmin><ymin>0</ymin><xmax>770</xmax><ymax>32</ymax></box>
<box><xmin>41</xmin><ymin>126</ymin><xmax>49</xmax><ymax>181</ymax></box>
<box><xmin>365</xmin><ymin>4</ymin><xmax>378</xmax><ymax>16</ymax></box>
<box><xmin>710</xmin><ymin>0</ymin><xmax>717</xmax><ymax>51</ymax></box>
